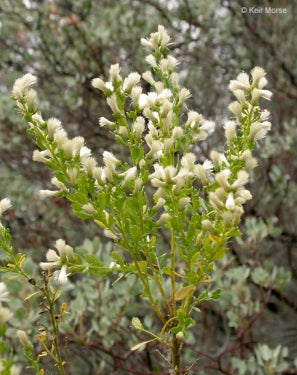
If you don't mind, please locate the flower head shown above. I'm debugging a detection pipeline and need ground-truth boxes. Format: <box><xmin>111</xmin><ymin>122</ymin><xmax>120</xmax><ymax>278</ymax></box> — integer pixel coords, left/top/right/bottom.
<box><xmin>12</xmin><ymin>73</ymin><xmax>37</xmax><ymax>100</ymax></box>
<box><xmin>0</xmin><ymin>283</ymin><xmax>9</xmax><ymax>303</ymax></box>
<box><xmin>0</xmin><ymin>306</ymin><xmax>13</xmax><ymax>325</ymax></box>
<box><xmin>0</xmin><ymin>198</ymin><xmax>11</xmax><ymax>216</ymax></box>
<box><xmin>17</xmin><ymin>330</ymin><xmax>33</xmax><ymax>349</ymax></box>
<box><xmin>40</xmin><ymin>239</ymin><xmax>73</xmax><ymax>284</ymax></box>
<box><xmin>141</xmin><ymin>25</ymin><xmax>170</xmax><ymax>51</ymax></box>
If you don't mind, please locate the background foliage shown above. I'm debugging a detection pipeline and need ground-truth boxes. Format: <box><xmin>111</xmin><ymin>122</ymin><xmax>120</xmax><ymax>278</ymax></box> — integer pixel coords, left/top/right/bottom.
<box><xmin>0</xmin><ymin>0</ymin><xmax>296</xmax><ymax>374</ymax></box>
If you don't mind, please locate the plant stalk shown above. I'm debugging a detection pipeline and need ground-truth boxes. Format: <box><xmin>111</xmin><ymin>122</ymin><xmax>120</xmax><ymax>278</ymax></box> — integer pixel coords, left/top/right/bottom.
<box><xmin>171</xmin><ymin>335</ymin><xmax>182</xmax><ymax>375</ymax></box>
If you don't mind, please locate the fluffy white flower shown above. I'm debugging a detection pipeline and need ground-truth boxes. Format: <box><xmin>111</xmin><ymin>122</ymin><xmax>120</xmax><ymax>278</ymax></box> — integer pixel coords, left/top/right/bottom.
<box><xmin>12</xmin><ymin>73</ymin><xmax>37</xmax><ymax>100</ymax></box>
<box><xmin>141</xmin><ymin>25</ymin><xmax>170</xmax><ymax>50</ymax></box>
<box><xmin>17</xmin><ymin>330</ymin><xmax>32</xmax><ymax>349</ymax></box>
<box><xmin>251</xmin><ymin>88</ymin><xmax>272</xmax><ymax>102</ymax></box>
<box><xmin>145</xmin><ymin>54</ymin><xmax>157</xmax><ymax>67</ymax></box>
<box><xmin>251</xmin><ymin>66</ymin><xmax>266</xmax><ymax>85</ymax></box>
<box><xmin>0</xmin><ymin>198</ymin><xmax>12</xmax><ymax>216</ymax></box>
<box><xmin>0</xmin><ymin>282</ymin><xmax>9</xmax><ymax>303</ymax></box>
<box><xmin>40</xmin><ymin>239</ymin><xmax>73</xmax><ymax>284</ymax></box>
<box><xmin>109</xmin><ymin>63</ymin><xmax>122</xmax><ymax>83</ymax></box>
<box><xmin>53</xmin><ymin>265</ymin><xmax>68</xmax><ymax>285</ymax></box>
<box><xmin>47</xmin><ymin>118</ymin><xmax>61</xmax><ymax>139</ymax></box>
<box><xmin>210</xmin><ymin>151</ymin><xmax>229</xmax><ymax>169</ymax></box>
<box><xmin>120</xmin><ymin>167</ymin><xmax>137</xmax><ymax>186</ymax></box>
<box><xmin>103</xmin><ymin>151</ymin><xmax>120</xmax><ymax>167</ymax></box>
<box><xmin>107</xmin><ymin>95</ymin><xmax>120</xmax><ymax>113</ymax></box>
<box><xmin>228</xmin><ymin>101</ymin><xmax>242</xmax><ymax>117</ymax></box>
<box><xmin>232</xmin><ymin>170</ymin><xmax>249</xmax><ymax>188</ymax></box>
<box><xmin>33</xmin><ymin>149</ymin><xmax>52</xmax><ymax>163</ymax></box>
<box><xmin>181</xmin><ymin>153</ymin><xmax>196</xmax><ymax>172</ymax></box>
<box><xmin>132</xmin><ymin>117</ymin><xmax>145</xmax><ymax>138</ymax></box>
<box><xmin>99</xmin><ymin>117</ymin><xmax>115</xmax><ymax>127</ymax></box>
<box><xmin>224</xmin><ymin>120</ymin><xmax>237</xmax><ymax>142</ymax></box>
<box><xmin>249</xmin><ymin>121</ymin><xmax>271</xmax><ymax>141</ymax></box>
<box><xmin>202</xmin><ymin>160</ymin><xmax>213</xmax><ymax>172</ymax></box>
<box><xmin>92</xmin><ymin>77</ymin><xmax>107</xmax><ymax>92</ymax></box>
<box><xmin>229</xmin><ymin>72</ymin><xmax>250</xmax><ymax>91</ymax></box>
<box><xmin>215</xmin><ymin>169</ymin><xmax>231</xmax><ymax>190</ymax></box>
<box><xmin>226</xmin><ymin>193</ymin><xmax>236</xmax><ymax>210</ymax></box>
<box><xmin>123</xmin><ymin>72</ymin><xmax>141</xmax><ymax>92</ymax></box>
<box><xmin>82</xmin><ymin>157</ymin><xmax>97</xmax><ymax>175</ymax></box>
<box><xmin>0</xmin><ymin>306</ymin><xmax>13</xmax><ymax>325</ymax></box>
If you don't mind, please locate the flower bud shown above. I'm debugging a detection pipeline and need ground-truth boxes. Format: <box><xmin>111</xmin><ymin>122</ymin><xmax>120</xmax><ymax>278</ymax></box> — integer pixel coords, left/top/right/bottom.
<box><xmin>17</xmin><ymin>330</ymin><xmax>33</xmax><ymax>349</ymax></box>
<box><xmin>123</xmin><ymin>72</ymin><xmax>141</xmax><ymax>93</ymax></box>
<box><xmin>228</xmin><ymin>101</ymin><xmax>242</xmax><ymax>117</ymax></box>
<box><xmin>251</xmin><ymin>66</ymin><xmax>266</xmax><ymax>85</ymax></box>
<box><xmin>202</xmin><ymin>219</ymin><xmax>215</xmax><ymax>232</ymax></box>
<box><xmin>47</xmin><ymin>118</ymin><xmax>61</xmax><ymax>139</ymax></box>
<box><xmin>26</xmin><ymin>89</ymin><xmax>37</xmax><ymax>111</ymax></box>
<box><xmin>225</xmin><ymin>193</ymin><xmax>236</xmax><ymax>210</ymax></box>
<box><xmin>224</xmin><ymin>121</ymin><xmax>237</xmax><ymax>142</ymax></box>
<box><xmin>0</xmin><ymin>198</ymin><xmax>11</xmax><ymax>216</ymax></box>
<box><xmin>109</xmin><ymin>64</ymin><xmax>122</xmax><ymax>84</ymax></box>
<box><xmin>92</xmin><ymin>77</ymin><xmax>106</xmax><ymax>92</ymax></box>
<box><xmin>107</xmin><ymin>95</ymin><xmax>120</xmax><ymax>114</ymax></box>
<box><xmin>133</xmin><ymin>117</ymin><xmax>145</xmax><ymax>139</ymax></box>
<box><xmin>178</xmin><ymin>197</ymin><xmax>191</xmax><ymax>210</ymax></box>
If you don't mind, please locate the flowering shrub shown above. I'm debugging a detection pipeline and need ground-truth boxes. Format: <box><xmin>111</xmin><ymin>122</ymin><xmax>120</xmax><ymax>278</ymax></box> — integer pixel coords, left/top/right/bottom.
<box><xmin>0</xmin><ymin>25</ymin><xmax>288</xmax><ymax>374</ymax></box>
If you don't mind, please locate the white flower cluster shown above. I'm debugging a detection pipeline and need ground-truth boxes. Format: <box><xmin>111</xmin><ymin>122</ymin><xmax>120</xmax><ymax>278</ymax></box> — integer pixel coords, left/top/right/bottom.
<box><xmin>12</xmin><ymin>75</ymin><xmax>104</xmax><ymax>198</ymax></box>
<box><xmin>149</xmin><ymin>153</ymin><xmax>213</xmax><ymax>197</ymax></box>
<box><xmin>11</xmin><ymin>26</ymin><xmax>272</xmax><ymax>262</ymax></box>
<box><xmin>208</xmin><ymin>169</ymin><xmax>252</xmax><ymax>226</ymax></box>
<box><xmin>40</xmin><ymin>239</ymin><xmax>74</xmax><ymax>284</ymax></box>
<box><xmin>227</xmin><ymin>67</ymin><xmax>272</xmax><ymax>142</ymax></box>
<box><xmin>91</xmin><ymin>24</ymin><xmax>215</xmax><ymax>202</ymax></box>
<box><xmin>12</xmin><ymin>73</ymin><xmax>37</xmax><ymax>113</ymax></box>
<box><xmin>140</xmin><ymin>25</ymin><xmax>171</xmax><ymax>51</ymax></box>
<box><xmin>205</xmin><ymin>67</ymin><xmax>273</xmax><ymax>228</ymax></box>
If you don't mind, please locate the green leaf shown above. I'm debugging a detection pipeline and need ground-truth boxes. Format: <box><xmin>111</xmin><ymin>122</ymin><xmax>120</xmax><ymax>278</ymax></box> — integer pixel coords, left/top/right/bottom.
<box><xmin>227</xmin><ymin>228</ymin><xmax>242</xmax><ymax>237</ymax></box>
<box><xmin>138</xmin><ymin>260</ymin><xmax>147</xmax><ymax>273</ymax></box>
<box><xmin>84</xmin><ymin>254</ymin><xmax>103</xmax><ymax>268</ymax></box>
<box><xmin>194</xmin><ymin>288</ymin><xmax>221</xmax><ymax>304</ymax></box>
<box><xmin>0</xmin><ymin>323</ymin><xmax>7</xmax><ymax>337</ymax></box>
<box><xmin>131</xmin><ymin>146</ymin><xmax>144</xmax><ymax>164</ymax></box>
<box><xmin>115</xmin><ymin>134</ymin><xmax>127</xmax><ymax>146</ymax></box>
<box><xmin>112</xmin><ymin>252</ymin><xmax>125</xmax><ymax>267</ymax></box>
<box><xmin>175</xmin><ymin>285</ymin><xmax>195</xmax><ymax>301</ymax></box>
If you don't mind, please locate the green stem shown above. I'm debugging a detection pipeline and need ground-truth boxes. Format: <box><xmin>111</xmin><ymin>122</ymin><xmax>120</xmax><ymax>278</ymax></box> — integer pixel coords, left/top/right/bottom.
<box><xmin>171</xmin><ymin>335</ymin><xmax>182</xmax><ymax>375</ymax></box>
<box><xmin>170</xmin><ymin>230</ymin><xmax>176</xmax><ymax>317</ymax></box>
<box><xmin>147</xmin><ymin>254</ymin><xmax>172</xmax><ymax>316</ymax></box>
<box><xmin>45</xmin><ymin>286</ymin><xmax>66</xmax><ymax>375</ymax></box>
<box><xmin>129</xmin><ymin>251</ymin><xmax>166</xmax><ymax>324</ymax></box>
